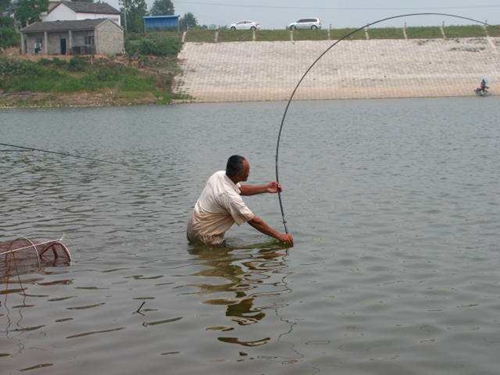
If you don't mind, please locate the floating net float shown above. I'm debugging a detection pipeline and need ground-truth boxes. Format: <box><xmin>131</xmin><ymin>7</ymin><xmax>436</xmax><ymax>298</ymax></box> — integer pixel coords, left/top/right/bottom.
<box><xmin>0</xmin><ymin>237</ymin><xmax>71</xmax><ymax>276</ymax></box>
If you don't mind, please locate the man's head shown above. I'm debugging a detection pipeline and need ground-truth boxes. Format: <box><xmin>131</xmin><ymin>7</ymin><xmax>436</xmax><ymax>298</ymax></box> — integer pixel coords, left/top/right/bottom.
<box><xmin>226</xmin><ymin>155</ymin><xmax>250</xmax><ymax>183</ymax></box>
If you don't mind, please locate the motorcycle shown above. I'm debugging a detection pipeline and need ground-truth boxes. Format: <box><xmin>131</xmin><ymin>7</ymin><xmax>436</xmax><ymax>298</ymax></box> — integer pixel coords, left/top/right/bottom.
<box><xmin>474</xmin><ymin>86</ymin><xmax>489</xmax><ymax>96</ymax></box>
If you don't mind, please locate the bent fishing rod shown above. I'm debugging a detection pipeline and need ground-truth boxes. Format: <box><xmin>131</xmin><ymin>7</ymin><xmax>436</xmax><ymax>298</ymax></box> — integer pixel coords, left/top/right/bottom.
<box><xmin>0</xmin><ymin>142</ymin><xmax>128</xmax><ymax>167</ymax></box>
<box><xmin>275</xmin><ymin>12</ymin><xmax>492</xmax><ymax>233</ymax></box>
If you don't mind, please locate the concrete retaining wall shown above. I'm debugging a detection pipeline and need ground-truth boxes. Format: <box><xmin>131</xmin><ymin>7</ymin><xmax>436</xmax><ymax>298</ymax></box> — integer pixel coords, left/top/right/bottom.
<box><xmin>175</xmin><ymin>38</ymin><xmax>500</xmax><ymax>102</ymax></box>
<box><xmin>96</xmin><ymin>20</ymin><xmax>124</xmax><ymax>55</ymax></box>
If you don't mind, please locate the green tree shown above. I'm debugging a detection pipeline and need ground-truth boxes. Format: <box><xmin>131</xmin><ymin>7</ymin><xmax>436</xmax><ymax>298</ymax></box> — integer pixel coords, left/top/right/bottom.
<box><xmin>150</xmin><ymin>0</ymin><xmax>173</xmax><ymax>16</ymax></box>
<box><xmin>14</xmin><ymin>0</ymin><xmax>48</xmax><ymax>27</ymax></box>
<box><xmin>0</xmin><ymin>0</ymin><xmax>11</xmax><ymax>12</ymax></box>
<box><xmin>0</xmin><ymin>16</ymin><xmax>20</xmax><ymax>48</ymax></box>
<box><xmin>122</xmin><ymin>0</ymin><xmax>147</xmax><ymax>33</ymax></box>
<box><xmin>179</xmin><ymin>12</ymin><xmax>197</xmax><ymax>31</ymax></box>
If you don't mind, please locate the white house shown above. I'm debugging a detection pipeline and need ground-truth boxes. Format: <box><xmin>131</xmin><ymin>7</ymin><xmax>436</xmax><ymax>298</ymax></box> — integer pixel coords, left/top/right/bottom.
<box><xmin>42</xmin><ymin>1</ymin><xmax>121</xmax><ymax>26</ymax></box>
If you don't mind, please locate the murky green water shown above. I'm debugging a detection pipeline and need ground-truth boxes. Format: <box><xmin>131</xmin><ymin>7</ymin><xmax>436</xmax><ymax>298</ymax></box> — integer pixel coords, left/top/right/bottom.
<box><xmin>1</xmin><ymin>97</ymin><xmax>500</xmax><ymax>374</ymax></box>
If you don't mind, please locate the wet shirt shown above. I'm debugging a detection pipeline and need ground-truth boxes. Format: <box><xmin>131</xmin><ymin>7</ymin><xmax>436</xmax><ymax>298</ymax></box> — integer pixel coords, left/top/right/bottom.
<box><xmin>187</xmin><ymin>171</ymin><xmax>255</xmax><ymax>245</ymax></box>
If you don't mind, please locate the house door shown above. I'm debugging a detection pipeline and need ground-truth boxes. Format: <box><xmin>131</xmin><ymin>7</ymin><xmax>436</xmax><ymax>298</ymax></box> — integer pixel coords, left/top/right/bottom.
<box><xmin>60</xmin><ymin>38</ymin><xmax>67</xmax><ymax>55</ymax></box>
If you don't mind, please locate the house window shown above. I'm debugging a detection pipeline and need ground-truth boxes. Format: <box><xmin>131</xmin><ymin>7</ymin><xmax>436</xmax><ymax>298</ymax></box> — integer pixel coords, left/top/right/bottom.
<box><xmin>84</xmin><ymin>34</ymin><xmax>94</xmax><ymax>46</ymax></box>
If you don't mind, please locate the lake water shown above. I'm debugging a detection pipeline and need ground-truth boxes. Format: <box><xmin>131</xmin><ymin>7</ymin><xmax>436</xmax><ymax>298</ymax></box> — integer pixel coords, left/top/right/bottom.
<box><xmin>1</xmin><ymin>97</ymin><xmax>500</xmax><ymax>374</ymax></box>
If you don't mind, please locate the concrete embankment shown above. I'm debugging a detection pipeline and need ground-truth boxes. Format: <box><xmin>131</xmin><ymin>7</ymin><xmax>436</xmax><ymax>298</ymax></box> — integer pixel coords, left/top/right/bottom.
<box><xmin>175</xmin><ymin>38</ymin><xmax>499</xmax><ymax>102</ymax></box>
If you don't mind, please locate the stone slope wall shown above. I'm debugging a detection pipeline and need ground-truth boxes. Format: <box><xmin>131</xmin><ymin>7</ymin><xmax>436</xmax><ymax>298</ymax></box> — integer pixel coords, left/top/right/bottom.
<box><xmin>175</xmin><ymin>38</ymin><xmax>499</xmax><ymax>102</ymax></box>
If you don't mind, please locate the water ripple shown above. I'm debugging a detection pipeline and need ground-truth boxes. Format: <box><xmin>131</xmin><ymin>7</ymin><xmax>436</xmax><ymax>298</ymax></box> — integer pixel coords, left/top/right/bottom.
<box><xmin>1</xmin><ymin>99</ymin><xmax>500</xmax><ymax>374</ymax></box>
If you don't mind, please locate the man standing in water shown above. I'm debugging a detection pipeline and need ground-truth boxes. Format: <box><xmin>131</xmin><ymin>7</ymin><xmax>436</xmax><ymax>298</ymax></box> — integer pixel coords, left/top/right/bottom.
<box><xmin>187</xmin><ymin>155</ymin><xmax>294</xmax><ymax>247</ymax></box>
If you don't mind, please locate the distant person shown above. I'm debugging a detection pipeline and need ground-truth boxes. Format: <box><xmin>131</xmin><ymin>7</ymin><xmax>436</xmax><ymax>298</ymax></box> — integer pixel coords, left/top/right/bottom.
<box><xmin>480</xmin><ymin>79</ymin><xmax>489</xmax><ymax>91</ymax></box>
<box><xmin>187</xmin><ymin>155</ymin><xmax>294</xmax><ymax>247</ymax></box>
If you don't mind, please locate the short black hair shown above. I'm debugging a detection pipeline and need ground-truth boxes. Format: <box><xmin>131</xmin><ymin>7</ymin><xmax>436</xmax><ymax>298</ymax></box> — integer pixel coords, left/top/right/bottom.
<box><xmin>226</xmin><ymin>155</ymin><xmax>246</xmax><ymax>177</ymax></box>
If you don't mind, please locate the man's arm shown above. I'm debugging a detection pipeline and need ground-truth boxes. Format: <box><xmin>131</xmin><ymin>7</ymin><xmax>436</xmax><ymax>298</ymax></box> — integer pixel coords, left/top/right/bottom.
<box><xmin>240</xmin><ymin>182</ymin><xmax>281</xmax><ymax>196</ymax></box>
<box><xmin>248</xmin><ymin>216</ymin><xmax>294</xmax><ymax>246</ymax></box>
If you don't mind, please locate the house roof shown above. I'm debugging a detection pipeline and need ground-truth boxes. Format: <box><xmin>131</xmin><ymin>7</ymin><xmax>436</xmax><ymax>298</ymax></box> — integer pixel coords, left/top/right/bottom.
<box><xmin>143</xmin><ymin>15</ymin><xmax>180</xmax><ymax>19</ymax></box>
<box><xmin>51</xmin><ymin>1</ymin><xmax>120</xmax><ymax>15</ymax></box>
<box><xmin>21</xmin><ymin>19</ymin><xmax>111</xmax><ymax>33</ymax></box>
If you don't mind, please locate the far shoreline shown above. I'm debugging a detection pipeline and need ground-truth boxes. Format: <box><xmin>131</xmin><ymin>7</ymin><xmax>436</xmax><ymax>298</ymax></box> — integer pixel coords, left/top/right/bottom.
<box><xmin>2</xmin><ymin>36</ymin><xmax>498</xmax><ymax>109</ymax></box>
<box><xmin>0</xmin><ymin>90</ymin><xmax>495</xmax><ymax>110</ymax></box>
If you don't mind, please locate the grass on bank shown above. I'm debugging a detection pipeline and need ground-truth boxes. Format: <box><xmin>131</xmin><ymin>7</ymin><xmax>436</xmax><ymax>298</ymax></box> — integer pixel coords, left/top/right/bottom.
<box><xmin>218</xmin><ymin>29</ymin><xmax>254</xmax><ymax>42</ymax></box>
<box><xmin>176</xmin><ymin>23</ymin><xmax>499</xmax><ymax>43</ymax></box>
<box><xmin>444</xmin><ymin>25</ymin><xmax>486</xmax><ymax>38</ymax></box>
<box><xmin>329</xmin><ymin>28</ymin><xmax>366</xmax><ymax>40</ymax></box>
<box><xmin>256</xmin><ymin>30</ymin><xmax>290</xmax><ymax>41</ymax></box>
<box><xmin>0</xmin><ymin>55</ymin><xmax>185</xmax><ymax>104</ymax></box>
<box><xmin>487</xmin><ymin>25</ymin><xmax>500</xmax><ymax>37</ymax></box>
<box><xmin>369</xmin><ymin>27</ymin><xmax>405</xmax><ymax>39</ymax></box>
<box><xmin>125</xmin><ymin>32</ymin><xmax>182</xmax><ymax>56</ymax></box>
<box><xmin>185</xmin><ymin>29</ymin><xmax>216</xmax><ymax>43</ymax></box>
<box><xmin>1</xmin><ymin>57</ymin><xmax>148</xmax><ymax>93</ymax></box>
<box><xmin>293</xmin><ymin>29</ymin><xmax>329</xmax><ymax>41</ymax></box>
<box><xmin>0</xmin><ymin>33</ymin><xmax>186</xmax><ymax>106</ymax></box>
<box><xmin>406</xmin><ymin>26</ymin><xmax>443</xmax><ymax>39</ymax></box>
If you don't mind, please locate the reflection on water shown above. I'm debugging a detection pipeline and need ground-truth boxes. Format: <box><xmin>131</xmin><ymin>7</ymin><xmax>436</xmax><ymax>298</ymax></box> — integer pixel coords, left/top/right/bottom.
<box><xmin>189</xmin><ymin>244</ymin><xmax>291</xmax><ymax>346</ymax></box>
<box><xmin>1</xmin><ymin>273</ymin><xmax>53</xmax><ymax>340</ymax></box>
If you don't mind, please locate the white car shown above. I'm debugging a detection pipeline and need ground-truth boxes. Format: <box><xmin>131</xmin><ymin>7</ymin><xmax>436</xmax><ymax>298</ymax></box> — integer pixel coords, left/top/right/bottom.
<box><xmin>229</xmin><ymin>20</ymin><xmax>261</xmax><ymax>30</ymax></box>
<box><xmin>288</xmin><ymin>18</ymin><xmax>322</xmax><ymax>30</ymax></box>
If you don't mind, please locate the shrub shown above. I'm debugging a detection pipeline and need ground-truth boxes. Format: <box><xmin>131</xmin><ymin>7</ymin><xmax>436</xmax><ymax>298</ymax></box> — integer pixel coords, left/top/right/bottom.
<box><xmin>51</xmin><ymin>58</ymin><xmax>68</xmax><ymax>68</ymax></box>
<box><xmin>0</xmin><ymin>57</ymin><xmax>68</xmax><ymax>91</ymax></box>
<box><xmin>219</xmin><ymin>29</ymin><xmax>253</xmax><ymax>42</ymax></box>
<box><xmin>0</xmin><ymin>58</ymin><xmax>42</xmax><ymax>80</ymax></box>
<box><xmin>38</xmin><ymin>58</ymin><xmax>53</xmax><ymax>66</ymax></box>
<box><xmin>185</xmin><ymin>29</ymin><xmax>215</xmax><ymax>43</ymax></box>
<box><xmin>37</xmin><ymin>58</ymin><xmax>68</xmax><ymax>68</ymax></box>
<box><xmin>125</xmin><ymin>32</ymin><xmax>142</xmax><ymax>41</ymax></box>
<box><xmin>487</xmin><ymin>25</ymin><xmax>500</xmax><ymax>37</ymax></box>
<box><xmin>68</xmin><ymin>57</ymin><xmax>88</xmax><ymax>72</ymax></box>
<box><xmin>0</xmin><ymin>17</ymin><xmax>20</xmax><ymax>48</ymax></box>
<box><xmin>125</xmin><ymin>35</ymin><xmax>182</xmax><ymax>56</ymax></box>
<box><xmin>91</xmin><ymin>65</ymin><xmax>122</xmax><ymax>81</ymax></box>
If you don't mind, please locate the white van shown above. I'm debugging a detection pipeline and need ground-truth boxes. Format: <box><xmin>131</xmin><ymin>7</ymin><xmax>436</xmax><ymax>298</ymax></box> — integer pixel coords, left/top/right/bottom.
<box><xmin>288</xmin><ymin>18</ymin><xmax>322</xmax><ymax>30</ymax></box>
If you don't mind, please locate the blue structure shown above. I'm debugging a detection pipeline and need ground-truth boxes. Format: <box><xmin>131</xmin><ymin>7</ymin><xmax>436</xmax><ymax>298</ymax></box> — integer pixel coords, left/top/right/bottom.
<box><xmin>143</xmin><ymin>15</ymin><xmax>180</xmax><ymax>32</ymax></box>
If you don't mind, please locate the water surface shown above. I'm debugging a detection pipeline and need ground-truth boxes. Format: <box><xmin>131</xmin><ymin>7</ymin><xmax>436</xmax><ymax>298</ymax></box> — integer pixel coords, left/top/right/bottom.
<box><xmin>1</xmin><ymin>97</ymin><xmax>499</xmax><ymax>374</ymax></box>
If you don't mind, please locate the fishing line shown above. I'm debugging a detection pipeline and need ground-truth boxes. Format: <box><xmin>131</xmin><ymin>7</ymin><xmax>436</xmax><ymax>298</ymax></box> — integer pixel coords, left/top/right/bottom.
<box><xmin>275</xmin><ymin>12</ymin><xmax>495</xmax><ymax>233</ymax></box>
<box><xmin>0</xmin><ymin>142</ymin><xmax>128</xmax><ymax>166</ymax></box>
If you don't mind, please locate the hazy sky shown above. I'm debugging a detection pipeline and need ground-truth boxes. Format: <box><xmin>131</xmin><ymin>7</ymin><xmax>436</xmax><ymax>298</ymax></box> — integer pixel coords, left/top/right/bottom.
<box><xmin>105</xmin><ymin>0</ymin><xmax>500</xmax><ymax>29</ymax></box>
<box><xmin>159</xmin><ymin>0</ymin><xmax>497</xmax><ymax>29</ymax></box>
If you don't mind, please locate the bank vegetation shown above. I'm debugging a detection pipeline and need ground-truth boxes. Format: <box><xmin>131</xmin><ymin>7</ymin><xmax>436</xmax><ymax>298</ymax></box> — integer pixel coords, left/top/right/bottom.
<box><xmin>0</xmin><ymin>33</ymin><xmax>185</xmax><ymax>108</ymax></box>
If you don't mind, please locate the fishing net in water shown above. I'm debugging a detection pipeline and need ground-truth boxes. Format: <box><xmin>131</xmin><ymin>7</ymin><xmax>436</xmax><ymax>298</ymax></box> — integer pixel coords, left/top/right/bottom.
<box><xmin>0</xmin><ymin>237</ymin><xmax>71</xmax><ymax>276</ymax></box>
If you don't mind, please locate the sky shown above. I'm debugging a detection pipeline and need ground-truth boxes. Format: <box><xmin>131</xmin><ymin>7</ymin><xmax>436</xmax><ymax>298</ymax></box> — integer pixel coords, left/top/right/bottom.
<box><xmin>104</xmin><ymin>0</ymin><xmax>500</xmax><ymax>29</ymax></box>
<box><xmin>107</xmin><ymin>0</ymin><xmax>500</xmax><ymax>29</ymax></box>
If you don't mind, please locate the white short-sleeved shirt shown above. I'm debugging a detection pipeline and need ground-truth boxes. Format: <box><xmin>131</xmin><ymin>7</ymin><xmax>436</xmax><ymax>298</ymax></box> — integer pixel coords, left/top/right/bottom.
<box><xmin>187</xmin><ymin>171</ymin><xmax>255</xmax><ymax>245</ymax></box>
